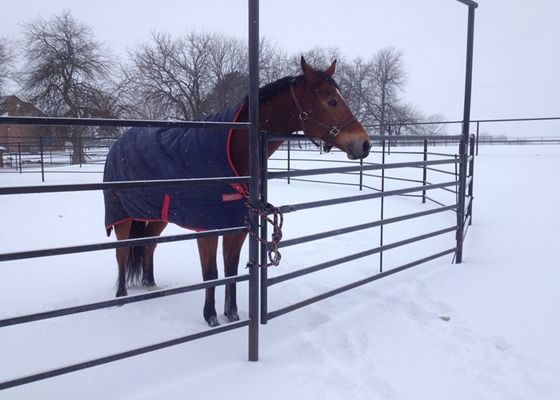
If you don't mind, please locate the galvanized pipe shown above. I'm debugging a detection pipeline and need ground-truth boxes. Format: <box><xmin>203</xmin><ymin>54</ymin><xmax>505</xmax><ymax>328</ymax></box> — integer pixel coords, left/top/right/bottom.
<box><xmin>456</xmin><ymin>3</ymin><xmax>476</xmax><ymax>264</ymax></box>
<box><xmin>247</xmin><ymin>0</ymin><xmax>260</xmax><ymax>362</ymax></box>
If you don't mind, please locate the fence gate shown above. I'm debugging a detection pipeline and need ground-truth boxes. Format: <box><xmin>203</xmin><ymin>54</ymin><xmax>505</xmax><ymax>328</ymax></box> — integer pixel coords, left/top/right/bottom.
<box><xmin>258</xmin><ymin>133</ymin><xmax>475</xmax><ymax>323</ymax></box>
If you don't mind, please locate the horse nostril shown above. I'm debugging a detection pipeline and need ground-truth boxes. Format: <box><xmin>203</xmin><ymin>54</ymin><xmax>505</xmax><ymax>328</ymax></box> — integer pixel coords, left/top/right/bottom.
<box><xmin>363</xmin><ymin>140</ymin><xmax>371</xmax><ymax>154</ymax></box>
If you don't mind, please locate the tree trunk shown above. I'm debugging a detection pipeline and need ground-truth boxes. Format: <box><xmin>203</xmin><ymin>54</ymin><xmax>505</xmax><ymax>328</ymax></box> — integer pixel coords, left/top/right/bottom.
<box><xmin>70</xmin><ymin>128</ymin><xmax>85</xmax><ymax>165</ymax></box>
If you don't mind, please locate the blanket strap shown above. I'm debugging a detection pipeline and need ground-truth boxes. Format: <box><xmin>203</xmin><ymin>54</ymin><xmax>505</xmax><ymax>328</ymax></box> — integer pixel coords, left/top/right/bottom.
<box><xmin>245</xmin><ymin>200</ymin><xmax>284</xmax><ymax>268</ymax></box>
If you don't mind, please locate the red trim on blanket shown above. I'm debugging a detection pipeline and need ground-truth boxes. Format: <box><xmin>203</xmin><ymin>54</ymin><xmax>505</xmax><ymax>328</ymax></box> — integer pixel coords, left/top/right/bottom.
<box><xmin>226</xmin><ymin>102</ymin><xmax>248</xmax><ymax>197</ymax></box>
<box><xmin>161</xmin><ymin>194</ymin><xmax>171</xmax><ymax>221</ymax></box>
<box><xmin>106</xmin><ymin>217</ymin><xmax>208</xmax><ymax>234</ymax></box>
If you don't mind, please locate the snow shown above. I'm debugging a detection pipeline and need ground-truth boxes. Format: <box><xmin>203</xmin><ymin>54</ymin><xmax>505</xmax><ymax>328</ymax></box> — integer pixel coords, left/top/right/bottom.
<box><xmin>0</xmin><ymin>145</ymin><xmax>559</xmax><ymax>399</ymax></box>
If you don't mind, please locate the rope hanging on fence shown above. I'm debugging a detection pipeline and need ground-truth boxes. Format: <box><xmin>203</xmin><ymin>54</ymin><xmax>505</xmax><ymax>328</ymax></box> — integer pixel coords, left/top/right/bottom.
<box><xmin>245</xmin><ymin>200</ymin><xmax>284</xmax><ymax>267</ymax></box>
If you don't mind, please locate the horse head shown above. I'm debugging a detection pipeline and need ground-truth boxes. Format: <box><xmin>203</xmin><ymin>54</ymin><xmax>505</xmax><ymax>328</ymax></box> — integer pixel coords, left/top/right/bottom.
<box><xmin>292</xmin><ymin>56</ymin><xmax>371</xmax><ymax>159</ymax></box>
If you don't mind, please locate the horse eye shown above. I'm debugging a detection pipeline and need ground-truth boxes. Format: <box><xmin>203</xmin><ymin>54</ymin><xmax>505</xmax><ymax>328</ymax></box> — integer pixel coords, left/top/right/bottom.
<box><xmin>328</xmin><ymin>99</ymin><xmax>338</xmax><ymax>107</ymax></box>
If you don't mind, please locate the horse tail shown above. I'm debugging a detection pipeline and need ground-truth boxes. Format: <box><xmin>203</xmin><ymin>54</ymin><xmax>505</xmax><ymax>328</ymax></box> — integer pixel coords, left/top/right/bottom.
<box><xmin>125</xmin><ymin>220</ymin><xmax>147</xmax><ymax>285</ymax></box>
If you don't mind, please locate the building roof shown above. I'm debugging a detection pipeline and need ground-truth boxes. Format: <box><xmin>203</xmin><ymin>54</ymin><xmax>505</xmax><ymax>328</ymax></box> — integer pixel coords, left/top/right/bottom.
<box><xmin>0</xmin><ymin>95</ymin><xmax>46</xmax><ymax>117</ymax></box>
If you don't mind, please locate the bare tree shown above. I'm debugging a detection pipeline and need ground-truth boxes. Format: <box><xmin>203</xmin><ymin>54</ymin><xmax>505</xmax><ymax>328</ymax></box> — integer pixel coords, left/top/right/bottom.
<box><xmin>337</xmin><ymin>57</ymin><xmax>377</xmax><ymax>125</ymax></box>
<box><xmin>0</xmin><ymin>38</ymin><xmax>14</xmax><ymax>96</ymax></box>
<box><xmin>123</xmin><ymin>35</ymin><xmax>434</xmax><ymax>138</ymax></box>
<box><xmin>386</xmin><ymin>103</ymin><xmax>422</xmax><ymax>136</ymax></box>
<box><xmin>205</xmin><ymin>35</ymin><xmax>247</xmax><ymax>111</ymax></box>
<box><xmin>21</xmin><ymin>11</ymin><xmax>112</xmax><ymax>117</ymax></box>
<box><xmin>420</xmin><ymin>113</ymin><xmax>447</xmax><ymax>136</ymax></box>
<box><xmin>125</xmin><ymin>31</ymin><xmax>215</xmax><ymax>120</ymax></box>
<box><xmin>370</xmin><ymin>47</ymin><xmax>406</xmax><ymax>134</ymax></box>
<box><xmin>85</xmin><ymin>76</ymin><xmax>131</xmax><ymax>137</ymax></box>
<box><xmin>259</xmin><ymin>38</ymin><xmax>291</xmax><ymax>84</ymax></box>
<box><xmin>20</xmin><ymin>12</ymin><xmax>113</xmax><ymax>161</ymax></box>
<box><xmin>125</xmin><ymin>33</ymin><xmax>294</xmax><ymax>119</ymax></box>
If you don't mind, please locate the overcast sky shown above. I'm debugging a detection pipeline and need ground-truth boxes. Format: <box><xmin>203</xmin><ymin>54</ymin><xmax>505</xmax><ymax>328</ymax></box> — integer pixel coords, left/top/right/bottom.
<box><xmin>2</xmin><ymin>0</ymin><xmax>559</xmax><ymax>137</ymax></box>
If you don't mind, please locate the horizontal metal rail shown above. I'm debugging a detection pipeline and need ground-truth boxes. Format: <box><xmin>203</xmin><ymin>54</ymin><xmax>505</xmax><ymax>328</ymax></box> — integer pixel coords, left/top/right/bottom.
<box><xmin>0</xmin><ymin>176</ymin><xmax>250</xmax><ymax>196</ymax></box>
<box><xmin>282</xmin><ymin>177</ymin><xmax>368</xmax><ymax>189</ymax></box>
<box><xmin>374</xmin><ymin>134</ymin><xmax>463</xmax><ymax>141</ymax></box>
<box><xmin>0</xmin><ymin>227</ymin><xmax>246</xmax><ymax>262</ymax></box>
<box><xmin>366</xmin><ymin>116</ymin><xmax>560</xmax><ymax>129</ymax></box>
<box><xmin>426</xmin><ymin>151</ymin><xmax>459</xmax><ymax>157</ymax></box>
<box><xmin>0</xmin><ymin>319</ymin><xmax>249</xmax><ymax>391</ymax></box>
<box><xmin>0</xmin><ymin>274</ymin><xmax>249</xmax><ymax>328</ymax></box>
<box><xmin>426</xmin><ymin>166</ymin><xmax>457</xmax><ymax>176</ymax></box>
<box><xmin>267</xmin><ymin>133</ymin><xmax>463</xmax><ymax>143</ymax></box>
<box><xmin>423</xmin><ymin>196</ymin><xmax>449</xmax><ymax>208</ymax></box>
<box><xmin>0</xmin><ymin>115</ymin><xmax>251</xmax><ymax>130</ymax></box>
<box><xmin>267</xmin><ymin>226</ymin><xmax>457</xmax><ymax>286</ymax></box>
<box><xmin>269</xmin><ymin>158</ymin><xmax>458</xmax><ymax>180</ymax></box>
<box><xmin>282</xmin><ymin>177</ymin><xmax>454</xmax><ymax>203</ymax></box>
<box><xmin>276</xmin><ymin>204</ymin><xmax>457</xmax><ymax>249</ymax></box>
<box><xmin>266</xmin><ymin>248</ymin><xmax>456</xmax><ymax>320</ymax></box>
<box><xmin>278</xmin><ymin>181</ymin><xmax>457</xmax><ymax>214</ymax></box>
<box><xmin>0</xmin><ymin>169</ymin><xmax>104</xmax><ymax>175</ymax></box>
<box><xmin>360</xmin><ymin>172</ymin><xmax>424</xmax><ymax>185</ymax></box>
<box><xmin>271</xmin><ymin>157</ymin><xmax>368</xmax><ymax>165</ymax></box>
<box><xmin>378</xmin><ymin>150</ymin><xmax>426</xmax><ymax>156</ymax></box>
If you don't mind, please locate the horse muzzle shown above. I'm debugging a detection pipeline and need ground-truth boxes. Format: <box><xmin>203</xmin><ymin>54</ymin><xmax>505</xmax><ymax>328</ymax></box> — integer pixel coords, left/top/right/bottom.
<box><xmin>345</xmin><ymin>138</ymin><xmax>371</xmax><ymax>160</ymax></box>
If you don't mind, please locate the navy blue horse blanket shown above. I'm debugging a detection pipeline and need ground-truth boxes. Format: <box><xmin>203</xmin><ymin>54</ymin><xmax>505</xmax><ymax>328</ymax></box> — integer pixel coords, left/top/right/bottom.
<box><xmin>103</xmin><ymin>103</ymin><xmax>246</xmax><ymax>233</ymax></box>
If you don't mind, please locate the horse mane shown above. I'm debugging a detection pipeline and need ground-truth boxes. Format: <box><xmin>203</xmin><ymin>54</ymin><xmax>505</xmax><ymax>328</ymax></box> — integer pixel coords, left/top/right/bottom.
<box><xmin>257</xmin><ymin>72</ymin><xmax>339</xmax><ymax>104</ymax></box>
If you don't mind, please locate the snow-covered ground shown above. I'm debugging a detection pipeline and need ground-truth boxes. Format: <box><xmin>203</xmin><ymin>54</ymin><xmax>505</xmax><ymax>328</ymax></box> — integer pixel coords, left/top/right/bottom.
<box><xmin>0</xmin><ymin>144</ymin><xmax>558</xmax><ymax>399</ymax></box>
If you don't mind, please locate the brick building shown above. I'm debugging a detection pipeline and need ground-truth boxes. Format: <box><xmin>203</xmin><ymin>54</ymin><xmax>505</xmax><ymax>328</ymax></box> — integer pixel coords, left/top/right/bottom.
<box><xmin>0</xmin><ymin>95</ymin><xmax>49</xmax><ymax>152</ymax></box>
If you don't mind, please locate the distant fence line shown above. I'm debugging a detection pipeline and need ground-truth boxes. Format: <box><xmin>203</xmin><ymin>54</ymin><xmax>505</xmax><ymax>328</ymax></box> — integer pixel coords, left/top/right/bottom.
<box><xmin>1</xmin><ymin>122</ymin><xmax>560</xmax><ymax>174</ymax></box>
<box><xmin>1</xmin><ymin>114</ymin><xmax>559</xmax><ymax>164</ymax></box>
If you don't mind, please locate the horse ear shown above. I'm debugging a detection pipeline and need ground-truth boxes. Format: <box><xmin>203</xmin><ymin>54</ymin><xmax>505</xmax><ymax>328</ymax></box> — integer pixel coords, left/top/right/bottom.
<box><xmin>301</xmin><ymin>56</ymin><xmax>318</xmax><ymax>83</ymax></box>
<box><xmin>325</xmin><ymin>59</ymin><xmax>337</xmax><ymax>77</ymax></box>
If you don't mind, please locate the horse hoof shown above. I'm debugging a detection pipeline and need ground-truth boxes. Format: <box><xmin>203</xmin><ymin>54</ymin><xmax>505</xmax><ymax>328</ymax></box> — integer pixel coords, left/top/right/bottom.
<box><xmin>116</xmin><ymin>288</ymin><xmax>127</xmax><ymax>297</ymax></box>
<box><xmin>206</xmin><ymin>316</ymin><xmax>220</xmax><ymax>327</ymax></box>
<box><xmin>143</xmin><ymin>281</ymin><xmax>159</xmax><ymax>291</ymax></box>
<box><xmin>142</xmin><ymin>279</ymin><xmax>157</xmax><ymax>288</ymax></box>
<box><xmin>225</xmin><ymin>311</ymin><xmax>240</xmax><ymax>323</ymax></box>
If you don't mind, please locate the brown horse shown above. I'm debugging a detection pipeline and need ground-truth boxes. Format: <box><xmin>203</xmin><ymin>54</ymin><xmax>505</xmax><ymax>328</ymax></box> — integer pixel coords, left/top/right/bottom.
<box><xmin>104</xmin><ymin>57</ymin><xmax>370</xmax><ymax>327</ymax></box>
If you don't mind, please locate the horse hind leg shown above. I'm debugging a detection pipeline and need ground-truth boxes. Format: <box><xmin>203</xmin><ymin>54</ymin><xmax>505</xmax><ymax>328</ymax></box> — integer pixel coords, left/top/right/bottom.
<box><xmin>114</xmin><ymin>220</ymin><xmax>132</xmax><ymax>297</ymax></box>
<box><xmin>197</xmin><ymin>235</ymin><xmax>220</xmax><ymax>327</ymax></box>
<box><xmin>141</xmin><ymin>221</ymin><xmax>167</xmax><ymax>288</ymax></box>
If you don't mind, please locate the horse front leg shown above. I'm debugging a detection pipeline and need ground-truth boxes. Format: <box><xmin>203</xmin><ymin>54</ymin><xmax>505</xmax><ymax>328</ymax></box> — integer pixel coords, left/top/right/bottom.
<box><xmin>197</xmin><ymin>235</ymin><xmax>220</xmax><ymax>327</ymax></box>
<box><xmin>223</xmin><ymin>232</ymin><xmax>248</xmax><ymax>322</ymax></box>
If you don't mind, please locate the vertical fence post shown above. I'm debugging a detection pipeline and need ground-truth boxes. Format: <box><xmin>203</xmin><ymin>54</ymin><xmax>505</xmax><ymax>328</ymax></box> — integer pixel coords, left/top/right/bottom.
<box><xmin>379</xmin><ymin>133</ymin><xmax>386</xmax><ymax>273</ymax></box>
<box><xmin>468</xmin><ymin>134</ymin><xmax>475</xmax><ymax>225</ymax></box>
<box><xmin>18</xmin><ymin>142</ymin><xmax>22</xmax><ymax>173</ymax></box>
<box><xmin>39</xmin><ymin>136</ymin><xmax>45</xmax><ymax>182</ymax></box>
<box><xmin>422</xmin><ymin>139</ymin><xmax>428</xmax><ymax>203</ymax></box>
<box><xmin>359</xmin><ymin>158</ymin><xmax>363</xmax><ymax>191</ymax></box>
<box><xmin>247</xmin><ymin>0</ymin><xmax>260</xmax><ymax>362</ymax></box>
<box><xmin>260</xmin><ymin>132</ymin><xmax>269</xmax><ymax>325</ymax></box>
<box><xmin>475</xmin><ymin>121</ymin><xmax>480</xmax><ymax>156</ymax></box>
<box><xmin>78</xmin><ymin>132</ymin><xmax>83</xmax><ymax>168</ymax></box>
<box><xmin>287</xmin><ymin>141</ymin><xmax>291</xmax><ymax>184</ymax></box>
<box><xmin>456</xmin><ymin>3</ymin><xmax>476</xmax><ymax>264</ymax></box>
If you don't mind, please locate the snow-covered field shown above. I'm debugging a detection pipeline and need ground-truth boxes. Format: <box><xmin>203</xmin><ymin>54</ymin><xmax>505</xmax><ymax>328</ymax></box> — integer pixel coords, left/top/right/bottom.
<box><xmin>1</xmin><ymin>144</ymin><xmax>559</xmax><ymax>399</ymax></box>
